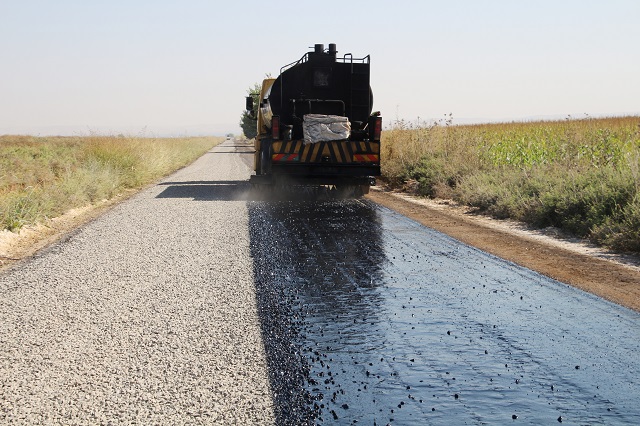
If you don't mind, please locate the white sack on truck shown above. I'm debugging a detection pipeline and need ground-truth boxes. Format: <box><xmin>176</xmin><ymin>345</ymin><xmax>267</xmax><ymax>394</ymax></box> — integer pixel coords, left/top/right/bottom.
<box><xmin>302</xmin><ymin>114</ymin><xmax>351</xmax><ymax>144</ymax></box>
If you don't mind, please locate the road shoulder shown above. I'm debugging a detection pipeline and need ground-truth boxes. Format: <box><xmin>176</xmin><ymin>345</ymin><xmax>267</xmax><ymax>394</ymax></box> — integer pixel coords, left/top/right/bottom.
<box><xmin>0</xmin><ymin>192</ymin><xmax>135</xmax><ymax>273</ymax></box>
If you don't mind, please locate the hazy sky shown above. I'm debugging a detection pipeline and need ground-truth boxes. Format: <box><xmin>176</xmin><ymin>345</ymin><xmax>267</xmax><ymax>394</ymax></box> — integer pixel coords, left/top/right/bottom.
<box><xmin>1</xmin><ymin>0</ymin><xmax>638</xmax><ymax>136</ymax></box>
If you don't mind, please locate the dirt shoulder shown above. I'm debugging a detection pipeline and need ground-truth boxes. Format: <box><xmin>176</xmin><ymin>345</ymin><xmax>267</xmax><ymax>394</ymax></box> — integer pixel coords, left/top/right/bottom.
<box><xmin>366</xmin><ymin>187</ymin><xmax>640</xmax><ymax>313</ymax></box>
<box><xmin>0</xmin><ymin>191</ymin><xmax>135</xmax><ymax>273</ymax></box>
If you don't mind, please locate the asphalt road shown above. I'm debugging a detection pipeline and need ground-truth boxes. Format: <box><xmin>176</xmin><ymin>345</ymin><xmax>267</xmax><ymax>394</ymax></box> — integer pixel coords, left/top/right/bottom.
<box><xmin>250</xmin><ymin>198</ymin><xmax>640</xmax><ymax>425</ymax></box>
<box><xmin>2</xmin><ymin>140</ymin><xmax>639</xmax><ymax>425</ymax></box>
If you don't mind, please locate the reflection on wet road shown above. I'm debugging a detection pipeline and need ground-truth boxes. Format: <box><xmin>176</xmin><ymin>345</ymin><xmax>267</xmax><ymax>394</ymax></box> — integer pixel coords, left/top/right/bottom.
<box><xmin>248</xmin><ymin>199</ymin><xmax>640</xmax><ymax>425</ymax></box>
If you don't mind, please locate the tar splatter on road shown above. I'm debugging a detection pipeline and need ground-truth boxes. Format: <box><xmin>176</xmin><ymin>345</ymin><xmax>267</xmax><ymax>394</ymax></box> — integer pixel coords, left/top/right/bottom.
<box><xmin>248</xmin><ymin>199</ymin><xmax>640</xmax><ymax>425</ymax></box>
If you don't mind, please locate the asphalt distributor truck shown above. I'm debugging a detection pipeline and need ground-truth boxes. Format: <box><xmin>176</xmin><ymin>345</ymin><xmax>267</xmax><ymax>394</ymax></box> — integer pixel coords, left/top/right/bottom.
<box><xmin>246</xmin><ymin>43</ymin><xmax>381</xmax><ymax>198</ymax></box>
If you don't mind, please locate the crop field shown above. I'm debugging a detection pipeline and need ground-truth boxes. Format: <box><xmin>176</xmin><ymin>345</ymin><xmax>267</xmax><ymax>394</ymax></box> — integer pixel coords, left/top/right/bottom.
<box><xmin>381</xmin><ymin>116</ymin><xmax>640</xmax><ymax>252</ymax></box>
<box><xmin>0</xmin><ymin>135</ymin><xmax>221</xmax><ymax>232</ymax></box>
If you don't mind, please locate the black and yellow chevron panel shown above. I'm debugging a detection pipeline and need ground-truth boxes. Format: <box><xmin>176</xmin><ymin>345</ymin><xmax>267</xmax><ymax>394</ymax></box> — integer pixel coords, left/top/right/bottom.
<box><xmin>271</xmin><ymin>140</ymin><xmax>380</xmax><ymax>164</ymax></box>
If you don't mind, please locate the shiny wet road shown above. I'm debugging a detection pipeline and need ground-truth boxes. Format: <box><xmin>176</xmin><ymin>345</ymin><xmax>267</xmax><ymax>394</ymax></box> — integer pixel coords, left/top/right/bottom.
<box><xmin>248</xmin><ymin>198</ymin><xmax>640</xmax><ymax>425</ymax></box>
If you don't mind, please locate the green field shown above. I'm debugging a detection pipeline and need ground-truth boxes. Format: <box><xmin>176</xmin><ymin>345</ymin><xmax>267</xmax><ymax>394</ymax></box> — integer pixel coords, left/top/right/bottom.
<box><xmin>381</xmin><ymin>116</ymin><xmax>640</xmax><ymax>252</ymax></box>
<box><xmin>1</xmin><ymin>135</ymin><xmax>221</xmax><ymax>232</ymax></box>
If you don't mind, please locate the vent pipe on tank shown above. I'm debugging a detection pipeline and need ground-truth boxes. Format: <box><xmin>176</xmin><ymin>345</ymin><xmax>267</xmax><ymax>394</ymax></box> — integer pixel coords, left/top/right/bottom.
<box><xmin>328</xmin><ymin>43</ymin><xmax>337</xmax><ymax>60</ymax></box>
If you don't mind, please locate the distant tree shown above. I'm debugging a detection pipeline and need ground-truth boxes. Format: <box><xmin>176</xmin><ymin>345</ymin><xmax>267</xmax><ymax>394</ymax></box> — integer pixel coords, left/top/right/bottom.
<box><xmin>239</xmin><ymin>83</ymin><xmax>261</xmax><ymax>139</ymax></box>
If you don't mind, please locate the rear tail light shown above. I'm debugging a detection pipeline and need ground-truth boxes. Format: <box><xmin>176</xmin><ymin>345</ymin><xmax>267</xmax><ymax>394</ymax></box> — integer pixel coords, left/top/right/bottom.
<box><xmin>272</xmin><ymin>116</ymin><xmax>280</xmax><ymax>140</ymax></box>
<box><xmin>372</xmin><ymin>116</ymin><xmax>382</xmax><ymax>141</ymax></box>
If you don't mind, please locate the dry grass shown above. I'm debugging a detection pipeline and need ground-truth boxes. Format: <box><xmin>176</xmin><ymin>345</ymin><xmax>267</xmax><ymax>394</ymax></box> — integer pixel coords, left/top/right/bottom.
<box><xmin>0</xmin><ymin>135</ymin><xmax>222</xmax><ymax>231</ymax></box>
<box><xmin>381</xmin><ymin>116</ymin><xmax>640</xmax><ymax>252</ymax></box>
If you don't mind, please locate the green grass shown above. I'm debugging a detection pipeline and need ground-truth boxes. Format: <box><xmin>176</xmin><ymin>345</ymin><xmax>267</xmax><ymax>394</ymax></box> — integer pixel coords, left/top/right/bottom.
<box><xmin>1</xmin><ymin>135</ymin><xmax>222</xmax><ymax>231</ymax></box>
<box><xmin>381</xmin><ymin>116</ymin><xmax>640</xmax><ymax>252</ymax></box>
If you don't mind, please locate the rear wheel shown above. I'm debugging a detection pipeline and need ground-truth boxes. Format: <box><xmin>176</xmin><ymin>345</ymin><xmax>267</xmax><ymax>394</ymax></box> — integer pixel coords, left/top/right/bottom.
<box><xmin>333</xmin><ymin>185</ymin><xmax>367</xmax><ymax>199</ymax></box>
<box><xmin>259</xmin><ymin>145</ymin><xmax>271</xmax><ymax>175</ymax></box>
<box><xmin>357</xmin><ymin>185</ymin><xmax>370</xmax><ymax>196</ymax></box>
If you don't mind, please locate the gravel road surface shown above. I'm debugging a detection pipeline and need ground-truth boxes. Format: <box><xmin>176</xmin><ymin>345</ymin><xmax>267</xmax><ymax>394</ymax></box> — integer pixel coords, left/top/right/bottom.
<box><xmin>0</xmin><ymin>140</ymin><xmax>273</xmax><ymax>424</ymax></box>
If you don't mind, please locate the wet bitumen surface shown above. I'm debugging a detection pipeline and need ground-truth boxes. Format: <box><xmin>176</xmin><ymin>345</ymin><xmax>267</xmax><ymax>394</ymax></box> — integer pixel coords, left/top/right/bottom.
<box><xmin>248</xmin><ymin>198</ymin><xmax>640</xmax><ymax>425</ymax></box>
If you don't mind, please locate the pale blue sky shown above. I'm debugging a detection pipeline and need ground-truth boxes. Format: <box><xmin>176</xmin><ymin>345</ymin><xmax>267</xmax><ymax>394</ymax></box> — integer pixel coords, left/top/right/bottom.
<box><xmin>1</xmin><ymin>0</ymin><xmax>638</xmax><ymax>136</ymax></box>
